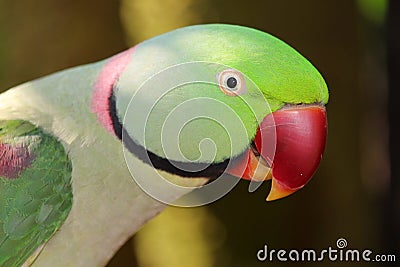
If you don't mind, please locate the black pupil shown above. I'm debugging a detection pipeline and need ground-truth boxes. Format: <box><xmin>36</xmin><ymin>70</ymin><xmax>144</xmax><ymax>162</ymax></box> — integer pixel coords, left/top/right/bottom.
<box><xmin>226</xmin><ymin>77</ymin><xmax>237</xmax><ymax>89</ymax></box>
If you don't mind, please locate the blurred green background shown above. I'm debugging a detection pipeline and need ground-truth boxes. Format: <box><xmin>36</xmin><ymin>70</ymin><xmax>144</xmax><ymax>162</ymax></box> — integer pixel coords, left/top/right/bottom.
<box><xmin>0</xmin><ymin>0</ymin><xmax>398</xmax><ymax>266</ymax></box>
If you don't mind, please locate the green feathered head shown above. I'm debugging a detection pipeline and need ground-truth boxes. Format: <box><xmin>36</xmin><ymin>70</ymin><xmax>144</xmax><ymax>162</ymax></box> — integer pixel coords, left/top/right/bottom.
<box><xmin>109</xmin><ymin>24</ymin><xmax>328</xmax><ymax>201</ymax></box>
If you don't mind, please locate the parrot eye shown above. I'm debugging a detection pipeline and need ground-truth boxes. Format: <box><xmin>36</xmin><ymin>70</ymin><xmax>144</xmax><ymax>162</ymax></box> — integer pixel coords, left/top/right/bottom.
<box><xmin>217</xmin><ymin>69</ymin><xmax>246</xmax><ymax>96</ymax></box>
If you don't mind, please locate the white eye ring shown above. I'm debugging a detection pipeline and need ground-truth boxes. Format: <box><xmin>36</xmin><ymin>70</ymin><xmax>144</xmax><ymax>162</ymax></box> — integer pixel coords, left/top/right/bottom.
<box><xmin>217</xmin><ymin>69</ymin><xmax>246</xmax><ymax>96</ymax></box>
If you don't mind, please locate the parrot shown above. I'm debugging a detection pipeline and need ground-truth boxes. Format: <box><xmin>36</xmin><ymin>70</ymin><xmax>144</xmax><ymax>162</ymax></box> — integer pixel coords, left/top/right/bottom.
<box><xmin>0</xmin><ymin>24</ymin><xmax>328</xmax><ymax>266</ymax></box>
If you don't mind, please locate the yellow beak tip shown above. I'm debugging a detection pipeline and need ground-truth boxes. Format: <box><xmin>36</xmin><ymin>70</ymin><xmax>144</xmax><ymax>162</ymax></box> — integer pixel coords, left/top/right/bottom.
<box><xmin>266</xmin><ymin>178</ymin><xmax>302</xmax><ymax>201</ymax></box>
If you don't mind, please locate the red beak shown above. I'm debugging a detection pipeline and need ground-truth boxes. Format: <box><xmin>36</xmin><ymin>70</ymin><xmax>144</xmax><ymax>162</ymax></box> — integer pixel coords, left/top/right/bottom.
<box><xmin>227</xmin><ymin>105</ymin><xmax>327</xmax><ymax>201</ymax></box>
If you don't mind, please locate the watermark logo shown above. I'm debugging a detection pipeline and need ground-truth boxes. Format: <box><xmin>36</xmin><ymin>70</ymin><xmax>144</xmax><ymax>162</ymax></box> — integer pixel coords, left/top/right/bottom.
<box><xmin>121</xmin><ymin>61</ymin><xmax>275</xmax><ymax>207</ymax></box>
<box><xmin>257</xmin><ymin>238</ymin><xmax>396</xmax><ymax>263</ymax></box>
<box><xmin>336</xmin><ymin>238</ymin><xmax>348</xmax><ymax>249</ymax></box>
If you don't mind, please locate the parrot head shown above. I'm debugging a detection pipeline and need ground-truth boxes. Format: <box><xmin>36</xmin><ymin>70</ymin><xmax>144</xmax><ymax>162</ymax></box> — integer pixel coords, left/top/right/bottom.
<box><xmin>92</xmin><ymin>24</ymin><xmax>328</xmax><ymax>201</ymax></box>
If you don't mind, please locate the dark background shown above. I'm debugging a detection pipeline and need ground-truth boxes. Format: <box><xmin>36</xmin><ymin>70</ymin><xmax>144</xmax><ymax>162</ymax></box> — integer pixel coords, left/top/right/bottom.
<box><xmin>0</xmin><ymin>0</ymin><xmax>398</xmax><ymax>266</ymax></box>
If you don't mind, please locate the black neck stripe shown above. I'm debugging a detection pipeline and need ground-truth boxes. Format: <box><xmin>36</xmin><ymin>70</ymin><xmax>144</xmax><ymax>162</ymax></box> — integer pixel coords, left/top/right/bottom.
<box><xmin>109</xmin><ymin>92</ymin><xmax>123</xmax><ymax>139</ymax></box>
<box><xmin>108</xmin><ymin>90</ymin><xmax>236</xmax><ymax>178</ymax></box>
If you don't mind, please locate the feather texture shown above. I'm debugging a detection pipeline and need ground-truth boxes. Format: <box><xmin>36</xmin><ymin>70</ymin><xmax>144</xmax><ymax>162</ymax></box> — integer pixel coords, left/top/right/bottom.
<box><xmin>0</xmin><ymin>120</ymin><xmax>72</xmax><ymax>267</ymax></box>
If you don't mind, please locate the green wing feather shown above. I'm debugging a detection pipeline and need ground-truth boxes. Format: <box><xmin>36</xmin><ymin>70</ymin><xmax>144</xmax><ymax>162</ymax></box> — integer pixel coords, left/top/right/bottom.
<box><xmin>0</xmin><ymin>120</ymin><xmax>73</xmax><ymax>267</ymax></box>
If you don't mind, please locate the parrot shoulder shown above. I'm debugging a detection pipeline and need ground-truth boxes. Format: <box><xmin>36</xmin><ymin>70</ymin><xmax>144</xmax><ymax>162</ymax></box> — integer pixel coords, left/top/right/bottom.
<box><xmin>0</xmin><ymin>120</ymin><xmax>73</xmax><ymax>266</ymax></box>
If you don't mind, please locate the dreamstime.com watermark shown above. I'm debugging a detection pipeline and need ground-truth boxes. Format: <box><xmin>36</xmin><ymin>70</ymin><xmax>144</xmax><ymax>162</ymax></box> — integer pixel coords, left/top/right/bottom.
<box><xmin>257</xmin><ymin>238</ymin><xmax>397</xmax><ymax>263</ymax></box>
